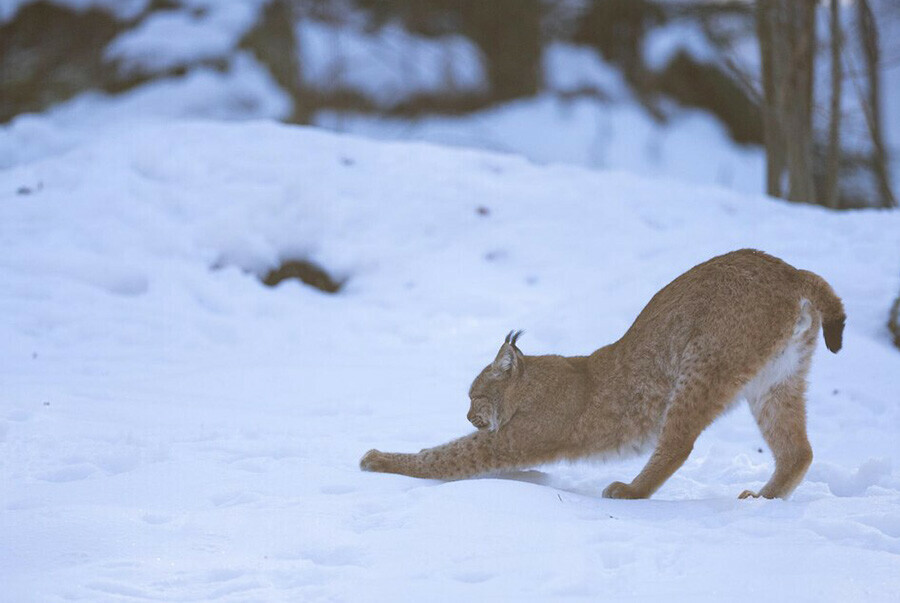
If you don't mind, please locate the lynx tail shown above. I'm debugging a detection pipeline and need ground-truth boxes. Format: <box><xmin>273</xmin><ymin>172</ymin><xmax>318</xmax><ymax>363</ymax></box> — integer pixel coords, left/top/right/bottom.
<box><xmin>797</xmin><ymin>269</ymin><xmax>845</xmax><ymax>353</ymax></box>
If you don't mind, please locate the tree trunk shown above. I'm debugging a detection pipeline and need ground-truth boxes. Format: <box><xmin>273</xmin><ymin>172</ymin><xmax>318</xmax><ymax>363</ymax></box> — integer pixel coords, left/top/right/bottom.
<box><xmin>824</xmin><ymin>0</ymin><xmax>841</xmax><ymax>209</ymax></box>
<box><xmin>756</xmin><ymin>0</ymin><xmax>784</xmax><ymax>198</ymax></box>
<box><xmin>857</xmin><ymin>0</ymin><xmax>897</xmax><ymax>208</ymax></box>
<box><xmin>241</xmin><ymin>0</ymin><xmax>310</xmax><ymax>124</ymax></box>
<box><xmin>756</xmin><ymin>0</ymin><xmax>817</xmax><ymax>204</ymax></box>
<box><xmin>782</xmin><ymin>0</ymin><xmax>816</xmax><ymax>204</ymax></box>
<box><xmin>889</xmin><ymin>289</ymin><xmax>900</xmax><ymax>350</ymax></box>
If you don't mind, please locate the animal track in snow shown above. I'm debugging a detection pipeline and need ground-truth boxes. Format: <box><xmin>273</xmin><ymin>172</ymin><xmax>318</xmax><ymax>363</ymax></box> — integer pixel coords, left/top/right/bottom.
<box><xmin>94</xmin><ymin>450</ymin><xmax>141</xmax><ymax>475</ymax></box>
<box><xmin>451</xmin><ymin>569</ymin><xmax>495</xmax><ymax>583</ymax></box>
<box><xmin>803</xmin><ymin>517</ymin><xmax>900</xmax><ymax>554</ymax></box>
<box><xmin>229</xmin><ymin>459</ymin><xmax>268</xmax><ymax>473</ymax></box>
<box><xmin>807</xmin><ymin>458</ymin><xmax>891</xmax><ymax>496</ymax></box>
<box><xmin>205</xmin><ymin>578</ymin><xmax>263</xmax><ymax>599</ymax></box>
<box><xmin>36</xmin><ymin>463</ymin><xmax>96</xmax><ymax>482</ymax></box>
<box><xmin>857</xmin><ymin>512</ymin><xmax>900</xmax><ymax>539</ymax></box>
<box><xmin>320</xmin><ymin>483</ymin><xmax>356</xmax><ymax>495</ymax></box>
<box><xmin>6</xmin><ymin>409</ymin><xmax>32</xmax><ymax>422</ymax></box>
<box><xmin>349</xmin><ymin>501</ymin><xmax>406</xmax><ymax>533</ymax></box>
<box><xmin>209</xmin><ymin>490</ymin><xmax>260</xmax><ymax>507</ymax></box>
<box><xmin>141</xmin><ymin>512</ymin><xmax>172</xmax><ymax>525</ymax></box>
<box><xmin>86</xmin><ymin>581</ymin><xmax>151</xmax><ymax>599</ymax></box>
<box><xmin>299</xmin><ymin>545</ymin><xmax>363</xmax><ymax>567</ymax></box>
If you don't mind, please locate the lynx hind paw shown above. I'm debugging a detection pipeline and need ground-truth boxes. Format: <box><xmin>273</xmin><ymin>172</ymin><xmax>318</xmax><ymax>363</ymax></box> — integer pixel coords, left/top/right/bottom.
<box><xmin>738</xmin><ymin>489</ymin><xmax>761</xmax><ymax>499</ymax></box>
<box><xmin>360</xmin><ymin>449</ymin><xmax>389</xmax><ymax>472</ymax></box>
<box><xmin>602</xmin><ymin>481</ymin><xmax>642</xmax><ymax>500</ymax></box>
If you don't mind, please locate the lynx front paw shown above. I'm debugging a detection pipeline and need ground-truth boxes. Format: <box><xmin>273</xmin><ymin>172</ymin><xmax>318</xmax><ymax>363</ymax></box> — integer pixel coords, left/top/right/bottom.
<box><xmin>738</xmin><ymin>489</ymin><xmax>761</xmax><ymax>499</ymax></box>
<box><xmin>602</xmin><ymin>481</ymin><xmax>642</xmax><ymax>499</ymax></box>
<box><xmin>360</xmin><ymin>449</ymin><xmax>391</xmax><ymax>472</ymax></box>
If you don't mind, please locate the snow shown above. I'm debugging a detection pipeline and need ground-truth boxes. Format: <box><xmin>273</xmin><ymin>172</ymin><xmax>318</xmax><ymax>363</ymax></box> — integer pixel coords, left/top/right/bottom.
<box><xmin>0</xmin><ymin>0</ymin><xmax>149</xmax><ymax>22</ymax></box>
<box><xmin>316</xmin><ymin>93</ymin><xmax>765</xmax><ymax>194</ymax></box>
<box><xmin>643</xmin><ymin>20</ymin><xmax>720</xmax><ymax>71</ymax></box>
<box><xmin>2</xmin><ymin>120</ymin><xmax>900</xmax><ymax>600</ymax></box>
<box><xmin>0</xmin><ymin>53</ymin><xmax>292</xmax><ymax>169</ymax></box>
<box><xmin>298</xmin><ymin>19</ymin><xmax>487</xmax><ymax>107</ymax></box>
<box><xmin>313</xmin><ymin>43</ymin><xmax>766</xmax><ymax>195</ymax></box>
<box><xmin>542</xmin><ymin>42</ymin><xmax>630</xmax><ymax>98</ymax></box>
<box><xmin>104</xmin><ymin>2</ymin><xmax>264</xmax><ymax>77</ymax></box>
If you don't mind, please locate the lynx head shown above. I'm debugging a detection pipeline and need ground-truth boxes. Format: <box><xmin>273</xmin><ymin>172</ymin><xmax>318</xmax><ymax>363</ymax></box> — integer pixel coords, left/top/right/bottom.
<box><xmin>467</xmin><ymin>330</ymin><xmax>524</xmax><ymax>431</ymax></box>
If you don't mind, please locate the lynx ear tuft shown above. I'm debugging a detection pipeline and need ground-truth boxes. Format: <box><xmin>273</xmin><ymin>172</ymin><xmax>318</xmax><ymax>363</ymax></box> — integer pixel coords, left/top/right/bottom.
<box><xmin>494</xmin><ymin>330</ymin><xmax>525</xmax><ymax>374</ymax></box>
<box><xmin>505</xmin><ymin>329</ymin><xmax>524</xmax><ymax>348</ymax></box>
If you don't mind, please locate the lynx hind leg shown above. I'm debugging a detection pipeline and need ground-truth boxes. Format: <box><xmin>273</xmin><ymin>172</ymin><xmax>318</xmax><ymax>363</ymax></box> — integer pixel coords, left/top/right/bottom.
<box><xmin>603</xmin><ymin>366</ymin><xmax>739</xmax><ymax>500</ymax></box>
<box><xmin>740</xmin><ymin>306</ymin><xmax>817</xmax><ymax>500</ymax></box>
<box><xmin>741</xmin><ymin>372</ymin><xmax>813</xmax><ymax>500</ymax></box>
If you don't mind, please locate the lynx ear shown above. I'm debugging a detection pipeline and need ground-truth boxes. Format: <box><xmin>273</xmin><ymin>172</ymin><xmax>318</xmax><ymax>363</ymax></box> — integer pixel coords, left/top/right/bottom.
<box><xmin>492</xmin><ymin>330</ymin><xmax>524</xmax><ymax>374</ymax></box>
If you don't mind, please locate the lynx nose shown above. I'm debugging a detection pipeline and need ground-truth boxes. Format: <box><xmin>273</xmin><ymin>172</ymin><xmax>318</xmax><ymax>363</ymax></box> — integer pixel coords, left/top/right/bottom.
<box><xmin>468</xmin><ymin>410</ymin><xmax>486</xmax><ymax>428</ymax></box>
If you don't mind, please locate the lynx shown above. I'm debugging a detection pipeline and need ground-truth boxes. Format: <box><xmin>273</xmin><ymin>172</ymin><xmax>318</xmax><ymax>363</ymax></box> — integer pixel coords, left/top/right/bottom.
<box><xmin>360</xmin><ymin>249</ymin><xmax>845</xmax><ymax>500</ymax></box>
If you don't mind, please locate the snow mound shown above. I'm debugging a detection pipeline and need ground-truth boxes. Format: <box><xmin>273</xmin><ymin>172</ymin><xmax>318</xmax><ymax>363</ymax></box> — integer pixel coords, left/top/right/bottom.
<box><xmin>1</xmin><ymin>121</ymin><xmax>899</xmax><ymax>600</ymax></box>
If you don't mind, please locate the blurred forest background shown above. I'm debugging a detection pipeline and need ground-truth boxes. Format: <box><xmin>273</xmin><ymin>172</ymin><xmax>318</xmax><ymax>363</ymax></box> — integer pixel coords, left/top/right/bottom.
<box><xmin>2</xmin><ymin>0</ymin><xmax>900</xmax><ymax>339</ymax></box>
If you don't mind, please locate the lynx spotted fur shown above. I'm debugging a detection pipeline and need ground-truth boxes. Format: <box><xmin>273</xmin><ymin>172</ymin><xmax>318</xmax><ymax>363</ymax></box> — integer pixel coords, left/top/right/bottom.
<box><xmin>360</xmin><ymin>249</ymin><xmax>845</xmax><ymax>500</ymax></box>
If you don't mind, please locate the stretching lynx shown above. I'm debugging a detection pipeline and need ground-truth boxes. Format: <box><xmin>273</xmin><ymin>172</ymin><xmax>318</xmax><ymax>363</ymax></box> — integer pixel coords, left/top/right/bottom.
<box><xmin>360</xmin><ymin>249</ymin><xmax>845</xmax><ymax>499</ymax></box>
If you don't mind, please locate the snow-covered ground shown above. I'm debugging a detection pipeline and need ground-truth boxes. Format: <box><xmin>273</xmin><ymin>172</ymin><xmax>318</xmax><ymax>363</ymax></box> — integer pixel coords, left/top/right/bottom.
<box><xmin>314</xmin><ymin>43</ymin><xmax>767</xmax><ymax>195</ymax></box>
<box><xmin>0</xmin><ymin>37</ymin><xmax>766</xmax><ymax>195</ymax></box>
<box><xmin>2</xmin><ymin>121</ymin><xmax>899</xmax><ymax>601</ymax></box>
